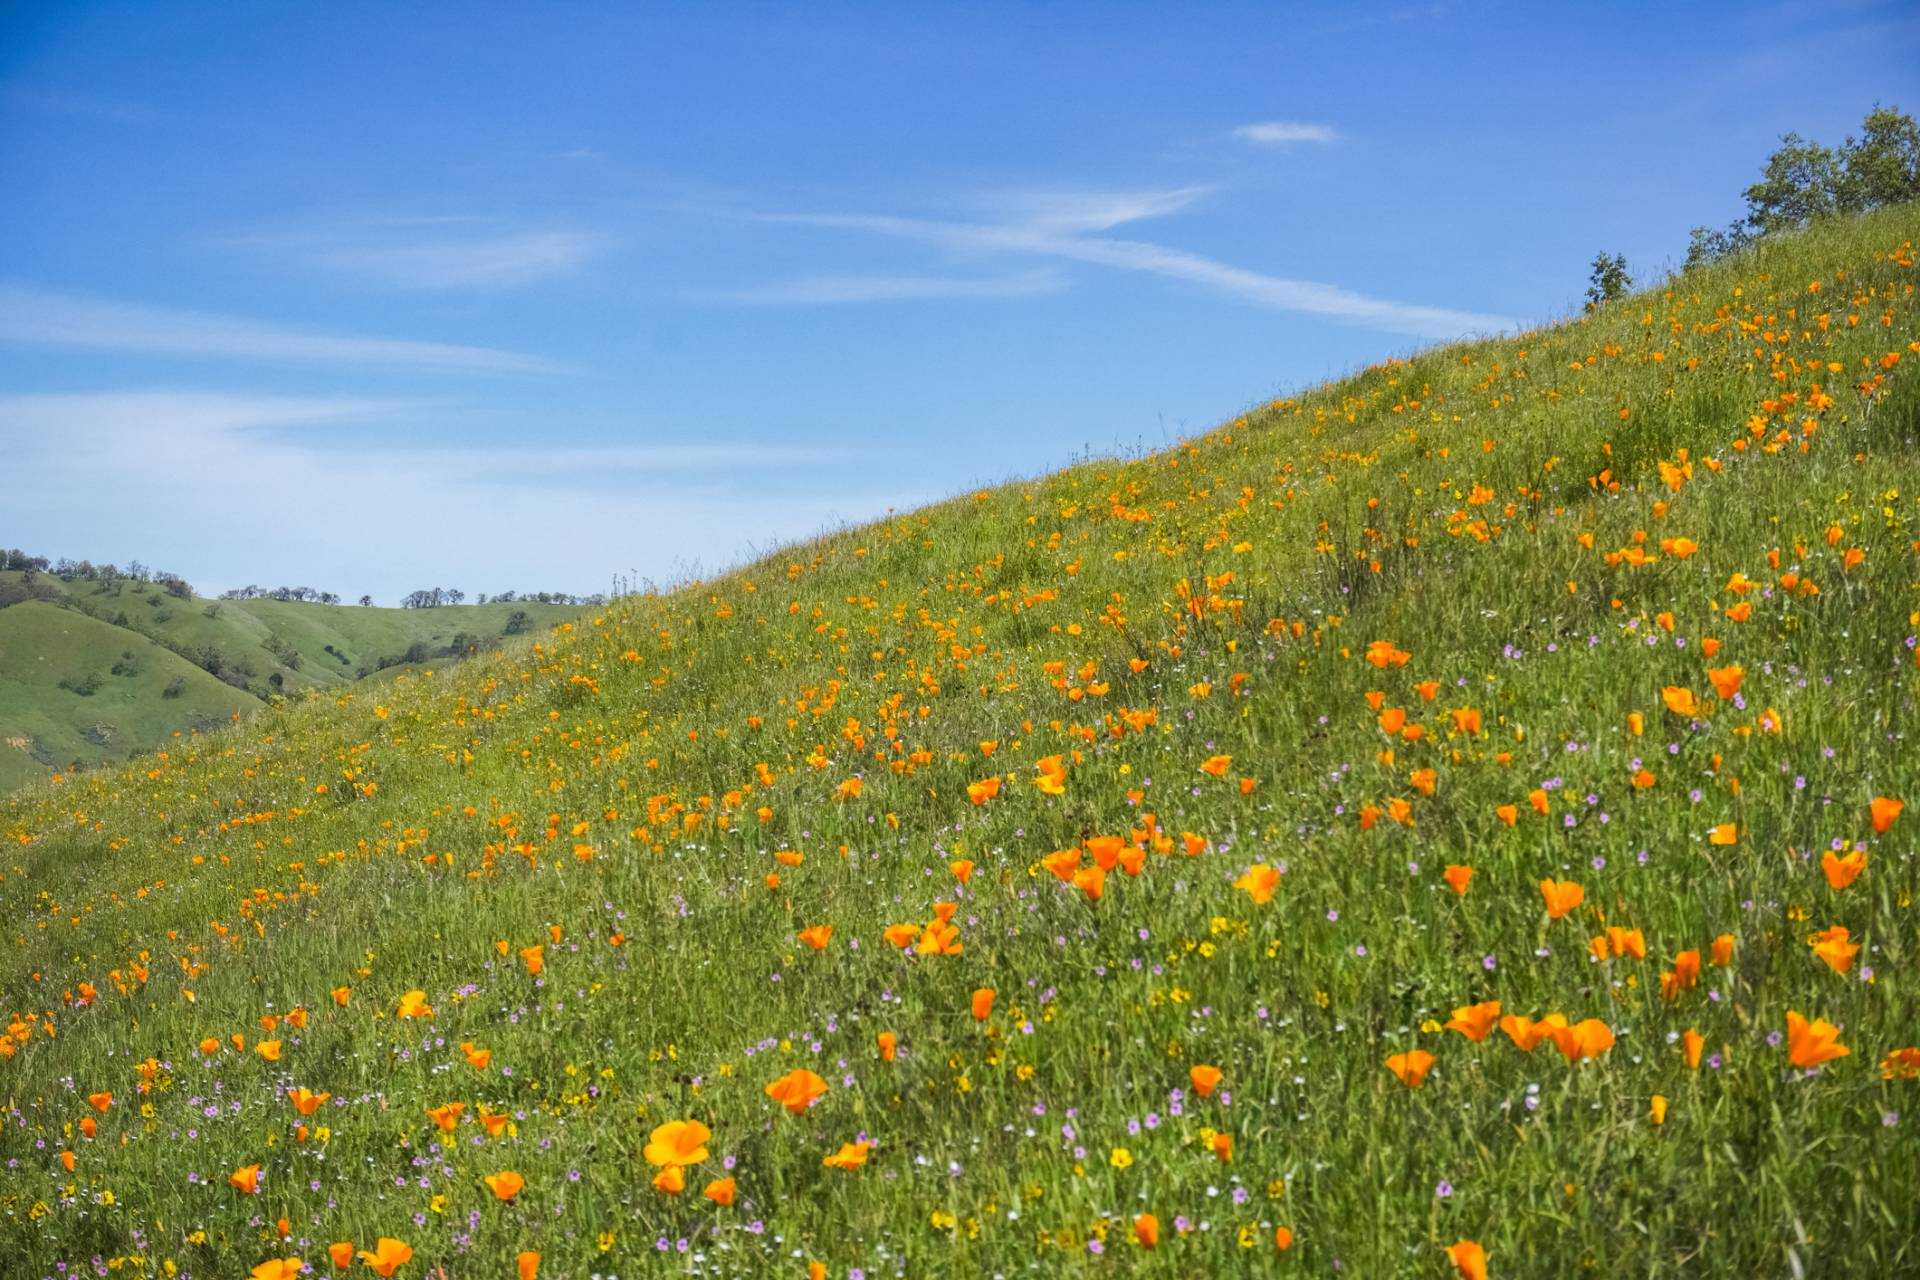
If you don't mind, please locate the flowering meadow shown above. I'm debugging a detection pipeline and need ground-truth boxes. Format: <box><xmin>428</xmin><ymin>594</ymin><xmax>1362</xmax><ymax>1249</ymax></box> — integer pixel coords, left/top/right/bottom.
<box><xmin>3</xmin><ymin>205</ymin><xmax>1918</xmax><ymax>1278</ymax></box>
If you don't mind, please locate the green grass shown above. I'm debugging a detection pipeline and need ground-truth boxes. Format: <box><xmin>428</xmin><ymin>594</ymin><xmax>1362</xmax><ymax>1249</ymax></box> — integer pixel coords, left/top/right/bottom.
<box><xmin>2</xmin><ymin>205</ymin><xmax>1918</xmax><ymax>1280</ymax></box>
<box><xmin>0</xmin><ymin>579</ymin><xmax>575</xmax><ymax>791</ymax></box>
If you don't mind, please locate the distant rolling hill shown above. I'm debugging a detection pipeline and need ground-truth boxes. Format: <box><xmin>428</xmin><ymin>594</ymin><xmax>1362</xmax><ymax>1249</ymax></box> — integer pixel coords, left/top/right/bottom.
<box><xmin>0</xmin><ymin>572</ymin><xmax>576</xmax><ymax>790</ymax></box>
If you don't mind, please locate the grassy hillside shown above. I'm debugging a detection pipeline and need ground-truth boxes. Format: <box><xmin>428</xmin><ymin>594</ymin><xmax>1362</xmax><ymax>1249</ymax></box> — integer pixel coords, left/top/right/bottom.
<box><xmin>2</xmin><ymin>206</ymin><xmax>1917</xmax><ymax>1279</ymax></box>
<box><xmin>0</xmin><ymin>578</ymin><xmax>575</xmax><ymax>791</ymax></box>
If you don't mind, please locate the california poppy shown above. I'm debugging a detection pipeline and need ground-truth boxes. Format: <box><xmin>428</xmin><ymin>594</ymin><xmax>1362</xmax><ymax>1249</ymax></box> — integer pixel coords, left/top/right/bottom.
<box><xmin>1444</xmin><ymin>1001</ymin><xmax>1500</xmax><ymax>1042</ymax></box>
<box><xmin>250</xmin><ymin>1261</ymin><xmax>303</xmax><ymax>1280</ymax></box>
<box><xmin>766</xmin><ymin>1068</ymin><xmax>828</xmax><ymax>1115</ymax></box>
<box><xmin>878</xmin><ymin>1030</ymin><xmax>898</xmax><ymax>1061</ymax></box>
<box><xmin>359</xmin><ymin>1239</ymin><xmax>412</xmax><ymax>1277</ymax></box>
<box><xmin>643</xmin><ymin>1119</ymin><xmax>711</xmax><ymax>1167</ymax></box>
<box><xmin>519</xmin><ymin>945</ymin><xmax>544</xmax><ymax>976</ymax></box>
<box><xmin>1786</xmin><ymin>1011</ymin><xmax>1849</xmax><ymax>1068</ymax></box>
<box><xmin>1871</xmin><ymin>796</ymin><xmax>1904</xmax><ymax>834</ymax></box>
<box><xmin>1199</xmin><ymin>754</ymin><xmax>1231</xmax><ymax>777</ymax></box>
<box><xmin>1446</xmin><ymin>1239</ymin><xmax>1488</xmax><ymax>1280</ymax></box>
<box><xmin>1133</xmin><ymin>1213</ymin><xmax>1160</xmax><ymax>1247</ymax></box>
<box><xmin>1822</xmin><ymin>848</ymin><xmax>1865</xmax><ymax>889</ymax></box>
<box><xmin>231</xmin><ymin>1163</ymin><xmax>262</xmax><ymax>1194</ymax></box>
<box><xmin>1234</xmin><ymin>863</ymin><xmax>1280</xmax><ymax>904</ymax></box>
<box><xmin>328</xmin><ymin>1242</ymin><xmax>355</xmax><ymax>1269</ymax></box>
<box><xmin>822</xmin><ymin>1140</ymin><xmax>872</xmax><ymax>1169</ymax></box>
<box><xmin>1190</xmin><ymin>1064</ymin><xmax>1222</xmax><ymax>1097</ymax></box>
<box><xmin>1540</xmin><ymin>879</ymin><xmax>1584</xmax><ymax>919</ymax></box>
<box><xmin>704</xmin><ymin>1176</ymin><xmax>737</xmax><ymax>1206</ymax></box>
<box><xmin>1385</xmin><ymin>1049</ymin><xmax>1436</xmax><ymax>1088</ymax></box>
<box><xmin>798</xmin><ymin>925</ymin><xmax>833</xmax><ymax>950</ymax></box>
<box><xmin>971</xmin><ymin>987</ymin><xmax>995</xmax><ymax>1021</ymax></box>
<box><xmin>517</xmin><ymin>1253</ymin><xmax>540</xmax><ymax>1280</ymax></box>
<box><xmin>1810</xmin><ymin>925</ymin><xmax>1860</xmax><ymax>974</ymax></box>
<box><xmin>396</xmin><ymin>990</ymin><xmax>432</xmax><ymax>1020</ymax></box>
<box><xmin>1443</xmin><ymin>864</ymin><xmax>1473</xmax><ymax>896</ymax></box>
<box><xmin>288</xmin><ymin>1087</ymin><xmax>329</xmax><ymax>1117</ymax></box>
<box><xmin>426</xmin><ymin>1102</ymin><xmax>464</xmax><ymax>1132</ymax></box>
<box><xmin>485</xmin><ymin>1170</ymin><xmax>525</xmax><ymax>1201</ymax></box>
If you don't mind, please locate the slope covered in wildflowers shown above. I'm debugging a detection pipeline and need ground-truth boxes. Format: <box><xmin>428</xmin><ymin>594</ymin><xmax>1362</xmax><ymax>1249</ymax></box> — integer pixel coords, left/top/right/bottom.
<box><xmin>3</xmin><ymin>205</ymin><xmax>1919</xmax><ymax>1279</ymax></box>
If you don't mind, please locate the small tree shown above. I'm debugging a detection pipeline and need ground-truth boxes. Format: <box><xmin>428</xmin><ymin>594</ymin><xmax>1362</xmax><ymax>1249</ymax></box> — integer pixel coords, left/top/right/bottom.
<box><xmin>1585</xmin><ymin>252</ymin><xmax>1631</xmax><ymax>308</ymax></box>
<box><xmin>1838</xmin><ymin>104</ymin><xmax>1920</xmax><ymax>211</ymax></box>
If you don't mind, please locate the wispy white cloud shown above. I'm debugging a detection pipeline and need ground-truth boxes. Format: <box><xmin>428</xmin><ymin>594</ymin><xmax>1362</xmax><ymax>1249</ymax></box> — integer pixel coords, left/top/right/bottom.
<box><xmin>0</xmin><ymin>284</ymin><xmax>571</xmax><ymax>374</ymax></box>
<box><xmin>242</xmin><ymin>228</ymin><xmax>610</xmax><ymax>290</ymax></box>
<box><xmin>978</xmin><ymin>188</ymin><xmax>1212</xmax><ymax>233</ymax></box>
<box><xmin>0</xmin><ymin>391</ymin><xmax>890</xmax><ymax>599</ymax></box>
<box><xmin>700</xmin><ymin>269</ymin><xmax>1064</xmax><ymax>305</ymax></box>
<box><xmin>1233</xmin><ymin>122</ymin><xmax>1339</xmax><ymax>146</ymax></box>
<box><xmin>769</xmin><ymin>192</ymin><xmax>1511</xmax><ymax>339</ymax></box>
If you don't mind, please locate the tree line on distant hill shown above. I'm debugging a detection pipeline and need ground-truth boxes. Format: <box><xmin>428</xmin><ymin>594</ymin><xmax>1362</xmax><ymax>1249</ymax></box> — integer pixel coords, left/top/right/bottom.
<box><xmin>2</xmin><ymin>546</ymin><xmax>604</xmax><ymax>611</ymax></box>
<box><xmin>1585</xmin><ymin>103</ymin><xmax>1918</xmax><ymax>307</ymax></box>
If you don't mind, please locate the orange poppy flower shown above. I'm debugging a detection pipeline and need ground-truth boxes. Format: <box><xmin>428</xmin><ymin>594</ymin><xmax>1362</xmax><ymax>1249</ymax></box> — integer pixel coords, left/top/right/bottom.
<box><xmin>1822</xmin><ymin>849</ymin><xmax>1865</xmax><ymax>888</ymax></box>
<box><xmin>1444</xmin><ymin>1001</ymin><xmax>1501</xmax><ymax>1042</ymax></box>
<box><xmin>255</xmin><ymin>1040</ymin><xmax>281</xmax><ymax>1062</ymax></box>
<box><xmin>1385</xmin><ymin>1049</ymin><xmax>1436</xmax><ymax>1088</ymax></box>
<box><xmin>966</xmin><ymin>777</ymin><xmax>1001</xmax><ymax>805</ymax></box>
<box><xmin>485</xmin><ymin>1170</ymin><xmax>525</xmax><ymax>1201</ymax></box>
<box><xmin>288</xmin><ymin>1087</ymin><xmax>329</xmax><ymax>1117</ymax></box>
<box><xmin>1190</xmin><ymin>1064</ymin><xmax>1223</xmax><ymax>1097</ymax></box>
<box><xmin>396</xmin><ymin>990</ymin><xmax>432</xmax><ymax>1019</ymax></box>
<box><xmin>1682</xmin><ymin>1029</ymin><xmax>1704</xmax><ymax>1069</ymax></box>
<box><xmin>1234</xmin><ymin>864</ymin><xmax>1280</xmax><ymax>904</ymax></box>
<box><xmin>1199</xmin><ymin>754</ymin><xmax>1231</xmax><ymax>777</ymax></box>
<box><xmin>1786</xmin><ymin>1011</ymin><xmax>1849</xmax><ymax>1068</ymax></box>
<box><xmin>765</xmin><ymin>1068</ymin><xmax>828</xmax><ymax>1115</ymax></box>
<box><xmin>1871</xmin><ymin>796</ymin><xmax>1904</xmax><ymax>834</ymax></box>
<box><xmin>461</xmin><ymin>1041</ymin><xmax>491</xmax><ymax>1070</ymax></box>
<box><xmin>358</xmin><ymin>1239</ymin><xmax>412</xmax><ymax>1278</ymax></box>
<box><xmin>1061</xmin><ymin>864</ymin><xmax>1099</xmax><ymax>902</ymax></box>
<box><xmin>798</xmin><ymin>925</ymin><xmax>833</xmax><ymax>950</ymax></box>
<box><xmin>1546</xmin><ymin>1018</ymin><xmax>1615</xmax><ymax>1062</ymax></box>
<box><xmin>426</xmin><ymin>1102</ymin><xmax>465</xmax><ymax>1132</ymax></box>
<box><xmin>251</xmin><ymin>1261</ymin><xmax>304</xmax><ymax>1280</ymax></box>
<box><xmin>328</xmin><ymin>1242</ymin><xmax>355</xmax><ymax>1269</ymax></box>
<box><xmin>950</xmin><ymin>859</ymin><xmax>975</xmax><ymax>883</ymax></box>
<box><xmin>1132</xmin><ymin>1213</ymin><xmax>1160</xmax><ymax>1247</ymax></box>
<box><xmin>1275</xmin><ymin>1226</ymin><xmax>1294</xmax><ymax>1251</ymax></box>
<box><xmin>1710</xmin><ymin>935</ymin><xmax>1735</xmax><ymax>966</ymax></box>
<box><xmin>331</xmin><ymin>987</ymin><xmax>351</xmax><ymax>1007</ymax></box>
<box><xmin>883</xmin><ymin>923</ymin><xmax>921</xmax><ymax>948</ymax></box>
<box><xmin>231</xmin><ymin>1163</ymin><xmax>262</xmax><ymax>1194</ymax></box>
<box><xmin>1662</xmin><ymin>686</ymin><xmax>1699</xmax><ymax>716</ymax></box>
<box><xmin>643</xmin><ymin>1119</ymin><xmax>711</xmax><ymax>1167</ymax></box>
<box><xmin>87</xmin><ymin>1091</ymin><xmax>112</xmax><ymax>1113</ymax></box>
<box><xmin>704</xmin><ymin>1176</ymin><xmax>737</xmax><ymax>1206</ymax></box>
<box><xmin>971</xmin><ymin>988</ymin><xmax>995</xmax><ymax>1021</ymax></box>
<box><xmin>1810</xmin><ymin>925</ymin><xmax>1860</xmax><ymax>974</ymax></box>
<box><xmin>517</xmin><ymin>1253</ymin><xmax>540</xmax><ymax>1280</ymax></box>
<box><xmin>878</xmin><ymin>1031</ymin><xmax>898</xmax><ymax>1061</ymax></box>
<box><xmin>519</xmin><ymin>945</ymin><xmax>544</xmax><ymax>976</ymax></box>
<box><xmin>822</xmin><ymin>1140</ymin><xmax>872</xmax><ymax>1169</ymax></box>
<box><xmin>477</xmin><ymin>1106</ymin><xmax>510</xmax><ymax>1138</ymax></box>
<box><xmin>1539</xmin><ymin>879</ymin><xmax>1584</xmax><ymax>919</ymax></box>
<box><xmin>1443</xmin><ymin>864</ymin><xmax>1473</xmax><ymax>896</ymax></box>
<box><xmin>652</xmin><ymin>1164</ymin><xmax>686</xmax><ymax>1194</ymax></box>
<box><xmin>1707</xmin><ymin>665</ymin><xmax>1744</xmax><ymax>699</ymax></box>
<box><xmin>1446</xmin><ymin>1240</ymin><xmax>1488</xmax><ymax>1280</ymax></box>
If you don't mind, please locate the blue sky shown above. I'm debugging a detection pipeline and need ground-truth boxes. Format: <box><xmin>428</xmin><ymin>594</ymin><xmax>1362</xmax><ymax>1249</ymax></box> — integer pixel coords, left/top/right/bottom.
<box><xmin>3</xmin><ymin>1</ymin><xmax>1916</xmax><ymax>602</ymax></box>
